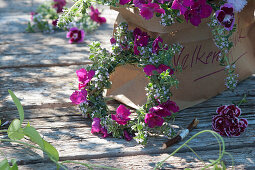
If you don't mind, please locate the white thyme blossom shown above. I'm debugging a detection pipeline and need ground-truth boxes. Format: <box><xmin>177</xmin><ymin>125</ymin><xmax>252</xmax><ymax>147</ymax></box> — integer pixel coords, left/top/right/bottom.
<box><xmin>227</xmin><ymin>0</ymin><xmax>247</xmax><ymax>12</ymax></box>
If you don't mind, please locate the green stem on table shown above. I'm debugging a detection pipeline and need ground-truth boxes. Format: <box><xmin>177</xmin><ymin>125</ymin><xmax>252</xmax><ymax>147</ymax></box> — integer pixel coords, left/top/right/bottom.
<box><xmin>155</xmin><ymin>130</ymin><xmax>225</xmax><ymax>170</ymax></box>
<box><xmin>0</xmin><ymin>139</ymin><xmax>68</xmax><ymax>170</ymax></box>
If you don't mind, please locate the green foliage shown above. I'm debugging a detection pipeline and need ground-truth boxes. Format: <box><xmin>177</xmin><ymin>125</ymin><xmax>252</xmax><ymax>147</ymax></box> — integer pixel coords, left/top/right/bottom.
<box><xmin>0</xmin><ymin>159</ymin><xmax>18</xmax><ymax>170</ymax></box>
<box><xmin>7</xmin><ymin>119</ymin><xmax>24</xmax><ymax>140</ymax></box>
<box><xmin>1</xmin><ymin>90</ymin><xmax>116</xmax><ymax>170</ymax></box>
<box><xmin>8</xmin><ymin>90</ymin><xmax>24</xmax><ymax>125</ymax></box>
<box><xmin>23</xmin><ymin>126</ymin><xmax>44</xmax><ymax>149</ymax></box>
<box><xmin>43</xmin><ymin>140</ymin><xmax>59</xmax><ymax>162</ymax></box>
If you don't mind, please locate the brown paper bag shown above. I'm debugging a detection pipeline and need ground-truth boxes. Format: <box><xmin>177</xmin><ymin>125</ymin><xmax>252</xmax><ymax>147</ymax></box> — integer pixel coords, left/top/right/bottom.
<box><xmin>107</xmin><ymin>2</ymin><xmax>255</xmax><ymax>110</ymax></box>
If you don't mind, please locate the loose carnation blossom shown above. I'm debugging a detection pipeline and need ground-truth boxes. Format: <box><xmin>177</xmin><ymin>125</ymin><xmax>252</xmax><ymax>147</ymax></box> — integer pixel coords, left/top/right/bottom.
<box><xmin>70</xmin><ymin>89</ymin><xmax>87</xmax><ymax>105</ymax></box>
<box><xmin>66</xmin><ymin>27</ymin><xmax>85</xmax><ymax>44</ymax></box>
<box><xmin>212</xmin><ymin>104</ymin><xmax>248</xmax><ymax>137</ymax></box>
<box><xmin>90</xmin><ymin>6</ymin><xmax>106</xmax><ymax>24</ymax></box>
<box><xmin>112</xmin><ymin>105</ymin><xmax>131</xmax><ymax>125</ymax></box>
<box><xmin>215</xmin><ymin>3</ymin><xmax>235</xmax><ymax>31</ymax></box>
<box><xmin>140</xmin><ymin>3</ymin><xmax>165</xmax><ymax>20</ymax></box>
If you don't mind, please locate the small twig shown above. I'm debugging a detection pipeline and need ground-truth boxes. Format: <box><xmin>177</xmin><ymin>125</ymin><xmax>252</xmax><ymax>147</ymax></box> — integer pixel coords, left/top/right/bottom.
<box><xmin>162</xmin><ymin>118</ymin><xmax>199</xmax><ymax>149</ymax></box>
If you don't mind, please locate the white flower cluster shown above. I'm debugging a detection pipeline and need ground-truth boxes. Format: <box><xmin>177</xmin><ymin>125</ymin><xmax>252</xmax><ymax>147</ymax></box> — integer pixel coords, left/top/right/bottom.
<box><xmin>160</xmin><ymin>13</ymin><xmax>175</xmax><ymax>26</ymax></box>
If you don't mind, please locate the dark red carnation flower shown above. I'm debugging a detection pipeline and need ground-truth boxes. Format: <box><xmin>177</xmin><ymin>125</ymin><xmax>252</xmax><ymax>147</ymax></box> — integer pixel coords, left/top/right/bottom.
<box><xmin>212</xmin><ymin>105</ymin><xmax>248</xmax><ymax>137</ymax></box>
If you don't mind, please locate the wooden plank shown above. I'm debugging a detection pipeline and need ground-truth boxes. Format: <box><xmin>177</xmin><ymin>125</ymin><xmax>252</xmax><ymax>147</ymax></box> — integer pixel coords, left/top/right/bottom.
<box><xmin>0</xmin><ymin>104</ymin><xmax>254</xmax><ymax>163</ymax></box>
<box><xmin>17</xmin><ymin>147</ymin><xmax>255</xmax><ymax>169</ymax></box>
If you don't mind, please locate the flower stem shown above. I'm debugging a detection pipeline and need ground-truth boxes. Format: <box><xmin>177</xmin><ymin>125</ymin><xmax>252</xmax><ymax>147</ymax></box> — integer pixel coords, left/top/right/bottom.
<box><xmin>155</xmin><ymin>130</ymin><xmax>225</xmax><ymax>170</ymax></box>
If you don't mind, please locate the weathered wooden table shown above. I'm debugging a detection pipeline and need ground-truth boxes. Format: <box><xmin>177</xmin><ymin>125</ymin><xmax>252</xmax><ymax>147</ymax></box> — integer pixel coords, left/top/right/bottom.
<box><xmin>0</xmin><ymin>0</ymin><xmax>255</xmax><ymax>169</ymax></box>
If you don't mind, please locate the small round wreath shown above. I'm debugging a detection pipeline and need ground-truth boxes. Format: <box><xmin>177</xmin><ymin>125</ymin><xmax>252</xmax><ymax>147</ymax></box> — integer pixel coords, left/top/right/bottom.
<box><xmin>70</xmin><ymin>23</ymin><xmax>183</xmax><ymax>144</ymax></box>
<box><xmin>70</xmin><ymin>12</ymin><xmax>237</xmax><ymax>144</ymax></box>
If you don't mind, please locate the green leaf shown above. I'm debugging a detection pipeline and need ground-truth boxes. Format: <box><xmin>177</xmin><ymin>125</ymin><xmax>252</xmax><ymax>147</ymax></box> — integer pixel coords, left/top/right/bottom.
<box><xmin>10</xmin><ymin>159</ymin><xmax>18</xmax><ymax>170</ymax></box>
<box><xmin>8</xmin><ymin>119</ymin><xmax>24</xmax><ymax>140</ymax></box>
<box><xmin>0</xmin><ymin>159</ymin><xmax>11</xmax><ymax>170</ymax></box>
<box><xmin>23</xmin><ymin>126</ymin><xmax>44</xmax><ymax>149</ymax></box>
<box><xmin>43</xmin><ymin>140</ymin><xmax>59</xmax><ymax>162</ymax></box>
<box><xmin>0</xmin><ymin>120</ymin><xmax>1</xmax><ymax>126</ymax></box>
<box><xmin>8</xmin><ymin>90</ymin><xmax>24</xmax><ymax>125</ymax></box>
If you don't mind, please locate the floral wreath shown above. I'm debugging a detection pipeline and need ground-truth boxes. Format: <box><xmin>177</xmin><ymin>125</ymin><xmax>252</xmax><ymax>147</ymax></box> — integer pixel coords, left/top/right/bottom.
<box><xmin>66</xmin><ymin>0</ymin><xmax>249</xmax><ymax>144</ymax></box>
<box><xmin>70</xmin><ymin>23</ymin><xmax>182</xmax><ymax>144</ymax></box>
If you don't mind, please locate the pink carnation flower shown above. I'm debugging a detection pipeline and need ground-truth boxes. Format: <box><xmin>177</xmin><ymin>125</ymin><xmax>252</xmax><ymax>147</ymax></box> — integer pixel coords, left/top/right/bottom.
<box><xmin>140</xmin><ymin>3</ymin><xmax>165</xmax><ymax>20</ymax></box>
<box><xmin>145</xmin><ymin>112</ymin><xmax>164</xmax><ymax>128</ymax></box>
<box><xmin>171</xmin><ymin>0</ymin><xmax>193</xmax><ymax>15</ymax></box>
<box><xmin>215</xmin><ymin>3</ymin><xmax>235</xmax><ymax>31</ymax></box>
<box><xmin>133</xmin><ymin>28</ymin><xmax>150</xmax><ymax>55</ymax></box>
<box><xmin>149</xmin><ymin>100</ymin><xmax>179</xmax><ymax>117</ymax></box>
<box><xmin>91</xmin><ymin>118</ymin><xmax>102</xmax><ymax>134</ymax></box>
<box><xmin>133</xmin><ymin>0</ymin><xmax>151</xmax><ymax>8</ymax></box>
<box><xmin>66</xmin><ymin>27</ymin><xmax>85</xmax><ymax>44</ymax></box>
<box><xmin>90</xmin><ymin>6</ymin><xmax>106</xmax><ymax>24</ymax></box>
<box><xmin>110</xmin><ymin>37</ymin><xmax>116</xmax><ymax>44</ymax></box>
<box><xmin>76</xmin><ymin>68</ymin><xmax>95</xmax><ymax>89</ymax></box>
<box><xmin>119</xmin><ymin>0</ymin><xmax>131</xmax><ymax>5</ymax></box>
<box><xmin>184</xmin><ymin>0</ymin><xmax>212</xmax><ymax>26</ymax></box>
<box><xmin>112</xmin><ymin>105</ymin><xmax>131</xmax><ymax>125</ymax></box>
<box><xmin>70</xmin><ymin>89</ymin><xmax>87</xmax><ymax>105</ymax></box>
<box><xmin>212</xmin><ymin>105</ymin><xmax>248</xmax><ymax>137</ymax></box>
<box><xmin>143</xmin><ymin>64</ymin><xmax>174</xmax><ymax>76</ymax></box>
<box><xmin>53</xmin><ymin>0</ymin><xmax>66</xmax><ymax>13</ymax></box>
<box><xmin>91</xmin><ymin>118</ymin><xmax>110</xmax><ymax>138</ymax></box>
<box><xmin>101</xmin><ymin>127</ymin><xmax>110</xmax><ymax>138</ymax></box>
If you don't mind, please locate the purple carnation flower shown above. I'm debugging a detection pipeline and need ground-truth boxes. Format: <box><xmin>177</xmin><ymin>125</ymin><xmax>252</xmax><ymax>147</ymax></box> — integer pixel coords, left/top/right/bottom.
<box><xmin>76</xmin><ymin>68</ymin><xmax>95</xmax><ymax>89</ymax></box>
<box><xmin>70</xmin><ymin>89</ymin><xmax>87</xmax><ymax>105</ymax></box>
<box><xmin>215</xmin><ymin>3</ymin><xmax>235</xmax><ymax>31</ymax></box>
<box><xmin>152</xmin><ymin>36</ymin><xmax>163</xmax><ymax>54</ymax></box>
<box><xmin>143</xmin><ymin>64</ymin><xmax>174</xmax><ymax>76</ymax></box>
<box><xmin>90</xmin><ymin>6</ymin><xmax>106</xmax><ymax>24</ymax></box>
<box><xmin>140</xmin><ymin>3</ymin><xmax>165</xmax><ymax>20</ymax></box>
<box><xmin>145</xmin><ymin>112</ymin><xmax>164</xmax><ymax>128</ymax></box>
<box><xmin>112</xmin><ymin>105</ymin><xmax>131</xmax><ymax>125</ymax></box>
<box><xmin>133</xmin><ymin>28</ymin><xmax>150</xmax><ymax>55</ymax></box>
<box><xmin>110</xmin><ymin>37</ymin><xmax>117</xmax><ymax>44</ymax></box>
<box><xmin>212</xmin><ymin>104</ymin><xmax>248</xmax><ymax>137</ymax></box>
<box><xmin>149</xmin><ymin>100</ymin><xmax>179</xmax><ymax>117</ymax></box>
<box><xmin>91</xmin><ymin>118</ymin><xmax>102</xmax><ymax>134</ymax></box>
<box><xmin>53</xmin><ymin>0</ymin><xmax>66</xmax><ymax>13</ymax></box>
<box><xmin>184</xmin><ymin>0</ymin><xmax>212</xmax><ymax>26</ymax></box>
<box><xmin>171</xmin><ymin>0</ymin><xmax>193</xmax><ymax>15</ymax></box>
<box><xmin>119</xmin><ymin>0</ymin><xmax>131</xmax><ymax>5</ymax></box>
<box><xmin>66</xmin><ymin>27</ymin><xmax>85</xmax><ymax>44</ymax></box>
<box><xmin>134</xmin><ymin>0</ymin><xmax>151</xmax><ymax>8</ymax></box>
<box><xmin>124</xmin><ymin>130</ymin><xmax>133</xmax><ymax>141</ymax></box>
